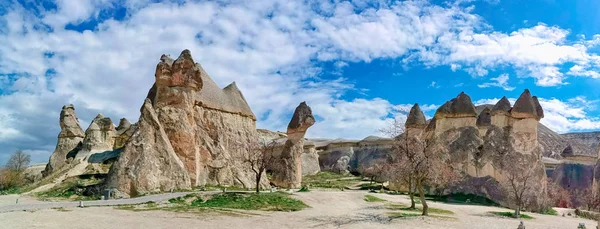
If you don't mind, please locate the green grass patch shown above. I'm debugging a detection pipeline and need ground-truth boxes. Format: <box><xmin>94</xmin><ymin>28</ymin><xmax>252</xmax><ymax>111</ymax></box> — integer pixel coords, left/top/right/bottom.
<box><xmin>0</xmin><ymin>188</ymin><xmax>21</xmax><ymax>195</ymax></box>
<box><xmin>430</xmin><ymin>193</ymin><xmax>498</xmax><ymax>206</ymax></box>
<box><xmin>387</xmin><ymin>212</ymin><xmax>421</xmax><ymax>218</ymax></box>
<box><xmin>302</xmin><ymin>172</ymin><xmax>361</xmax><ymax>189</ymax></box>
<box><xmin>35</xmin><ymin>177</ymin><xmax>102</xmax><ymax>201</ymax></box>
<box><xmin>193</xmin><ymin>192</ymin><xmax>308</xmax><ymax>212</ymax></box>
<box><xmin>168</xmin><ymin>197</ymin><xmax>185</xmax><ymax>204</ymax></box>
<box><xmin>385</xmin><ymin>203</ymin><xmax>453</xmax><ymax>214</ymax></box>
<box><xmin>539</xmin><ymin>208</ymin><xmax>558</xmax><ymax>216</ymax></box>
<box><xmin>298</xmin><ymin>186</ymin><xmax>310</xmax><ymax>192</ymax></box>
<box><xmin>364</xmin><ymin>195</ymin><xmax>386</xmax><ymax>202</ymax></box>
<box><xmin>489</xmin><ymin>211</ymin><xmax>534</xmax><ymax>219</ymax></box>
<box><xmin>358</xmin><ymin>183</ymin><xmax>384</xmax><ymax>190</ymax></box>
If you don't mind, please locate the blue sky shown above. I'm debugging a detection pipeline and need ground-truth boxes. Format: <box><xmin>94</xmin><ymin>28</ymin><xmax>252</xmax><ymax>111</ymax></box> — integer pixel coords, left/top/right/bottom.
<box><xmin>2</xmin><ymin>0</ymin><xmax>600</xmax><ymax>165</ymax></box>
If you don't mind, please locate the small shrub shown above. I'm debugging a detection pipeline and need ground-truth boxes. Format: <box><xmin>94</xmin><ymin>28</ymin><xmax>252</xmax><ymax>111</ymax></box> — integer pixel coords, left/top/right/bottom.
<box><xmin>364</xmin><ymin>195</ymin><xmax>386</xmax><ymax>202</ymax></box>
<box><xmin>168</xmin><ymin>197</ymin><xmax>185</xmax><ymax>204</ymax></box>
<box><xmin>298</xmin><ymin>186</ymin><xmax>310</xmax><ymax>192</ymax></box>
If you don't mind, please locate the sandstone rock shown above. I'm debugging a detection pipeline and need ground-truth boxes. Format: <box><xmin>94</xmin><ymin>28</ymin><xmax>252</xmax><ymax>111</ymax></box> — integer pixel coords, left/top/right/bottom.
<box><xmin>532</xmin><ymin>96</ymin><xmax>544</xmax><ymax>120</ymax></box>
<box><xmin>491</xmin><ymin>96</ymin><xmax>512</xmax><ymax>115</ymax></box>
<box><xmin>113</xmin><ymin>118</ymin><xmax>135</xmax><ymax>149</ymax></box>
<box><xmin>476</xmin><ymin>107</ymin><xmax>491</xmax><ymax>127</ymax></box>
<box><xmin>43</xmin><ymin>104</ymin><xmax>85</xmax><ymax>176</ymax></box>
<box><xmin>108</xmin><ymin>50</ymin><xmax>265</xmax><ymax>197</ymax></box>
<box><xmin>435</xmin><ymin>92</ymin><xmax>477</xmax><ymax>118</ymax></box>
<box><xmin>405</xmin><ymin>103</ymin><xmax>427</xmax><ymax>129</ymax></box>
<box><xmin>106</xmin><ymin>99</ymin><xmax>191</xmax><ymax>197</ymax></box>
<box><xmin>272</xmin><ymin>102</ymin><xmax>315</xmax><ymax>188</ymax></box>
<box><xmin>301</xmin><ymin>142</ymin><xmax>320</xmax><ymax>176</ymax></box>
<box><xmin>511</xmin><ymin>89</ymin><xmax>538</xmax><ymax>119</ymax></box>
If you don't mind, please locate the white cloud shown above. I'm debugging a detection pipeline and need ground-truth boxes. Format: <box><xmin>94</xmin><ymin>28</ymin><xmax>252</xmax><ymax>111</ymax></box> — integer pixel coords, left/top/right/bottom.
<box><xmin>478</xmin><ymin>73</ymin><xmax>515</xmax><ymax>91</ymax></box>
<box><xmin>2</xmin><ymin>0</ymin><xmax>600</xmax><ymax>164</ymax></box>
<box><xmin>429</xmin><ymin>81</ymin><xmax>440</xmax><ymax>88</ymax></box>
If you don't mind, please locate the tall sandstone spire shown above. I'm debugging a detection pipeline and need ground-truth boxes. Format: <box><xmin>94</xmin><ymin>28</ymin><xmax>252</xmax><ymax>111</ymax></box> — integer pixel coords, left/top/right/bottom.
<box><xmin>271</xmin><ymin>102</ymin><xmax>315</xmax><ymax>189</ymax></box>
<box><xmin>43</xmin><ymin>105</ymin><xmax>85</xmax><ymax>176</ymax></box>
<box><xmin>107</xmin><ymin>50</ymin><xmax>264</xmax><ymax>197</ymax></box>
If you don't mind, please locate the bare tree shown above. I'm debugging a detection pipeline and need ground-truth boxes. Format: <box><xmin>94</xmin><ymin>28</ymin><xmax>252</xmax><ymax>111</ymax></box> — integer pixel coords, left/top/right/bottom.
<box><xmin>1</xmin><ymin>150</ymin><xmax>31</xmax><ymax>191</ymax></box>
<box><xmin>246</xmin><ymin>139</ymin><xmax>278</xmax><ymax>193</ymax></box>
<box><xmin>382</xmin><ymin>158</ymin><xmax>417</xmax><ymax>209</ymax></box>
<box><xmin>380</xmin><ymin>119</ymin><xmax>418</xmax><ymax>208</ymax></box>
<box><xmin>6</xmin><ymin>149</ymin><xmax>30</xmax><ymax>173</ymax></box>
<box><xmin>358</xmin><ymin>162</ymin><xmax>385</xmax><ymax>185</ymax></box>
<box><xmin>501</xmin><ymin>156</ymin><xmax>536</xmax><ymax>218</ymax></box>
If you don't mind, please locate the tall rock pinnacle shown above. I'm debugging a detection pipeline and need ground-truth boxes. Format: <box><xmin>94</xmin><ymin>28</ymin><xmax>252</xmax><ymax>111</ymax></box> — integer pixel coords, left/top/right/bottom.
<box><xmin>272</xmin><ymin>102</ymin><xmax>316</xmax><ymax>189</ymax></box>
<box><xmin>43</xmin><ymin>104</ymin><xmax>85</xmax><ymax>176</ymax></box>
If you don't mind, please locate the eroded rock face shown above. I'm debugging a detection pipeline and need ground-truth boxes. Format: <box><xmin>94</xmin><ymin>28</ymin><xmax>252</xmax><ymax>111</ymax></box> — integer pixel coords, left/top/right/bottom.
<box><xmin>43</xmin><ymin>105</ymin><xmax>85</xmax><ymax>176</ymax></box>
<box><xmin>107</xmin><ymin>99</ymin><xmax>191</xmax><ymax>197</ymax></box>
<box><xmin>107</xmin><ymin>50</ymin><xmax>265</xmax><ymax>197</ymax></box>
<box><xmin>114</xmin><ymin>118</ymin><xmax>135</xmax><ymax>149</ymax></box>
<box><xmin>257</xmin><ymin>129</ymin><xmax>321</xmax><ymax>176</ymax></box>
<box><xmin>271</xmin><ymin>102</ymin><xmax>315</xmax><ymax>188</ymax></box>
<box><xmin>422</xmin><ymin>90</ymin><xmax>548</xmax><ymax>209</ymax></box>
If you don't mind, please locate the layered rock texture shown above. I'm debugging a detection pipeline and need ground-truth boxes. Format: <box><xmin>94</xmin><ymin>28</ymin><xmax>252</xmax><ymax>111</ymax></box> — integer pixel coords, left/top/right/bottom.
<box><xmin>43</xmin><ymin>105</ymin><xmax>85</xmax><ymax>176</ymax></box>
<box><xmin>107</xmin><ymin>99</ymin><xmax>191</xmax><ymax>196</ymax></box>
<box><xmin>107</xmin><ymin>50</ymin><xmax>264</xmax><ymax>197</ymax></box>
<box><xmin>271</xmin><ymin>102</ymin><xmax>315</xmax><ymax>188</ymax></box>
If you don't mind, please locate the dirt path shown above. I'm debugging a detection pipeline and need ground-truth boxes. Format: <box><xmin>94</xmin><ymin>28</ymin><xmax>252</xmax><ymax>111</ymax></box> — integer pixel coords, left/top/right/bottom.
<box><xmin>0</xmin><ymin>190</ymin><xmax>597</xmax><ymax>229</ymax></box>
<box><xmin>0</xmin><ymin>192</ymin><xmax>211</xmax><ymax>213</ymax></box>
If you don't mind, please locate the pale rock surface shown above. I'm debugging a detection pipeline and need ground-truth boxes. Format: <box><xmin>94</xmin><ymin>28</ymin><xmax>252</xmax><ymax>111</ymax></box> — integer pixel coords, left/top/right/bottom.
<box><xmin>271</xmin><ymin>102</ymin><xmax>315</xmax><ymax>188</ymax></box>
<box><xmin>107</xmin><ymin>50</ymin><xmax>265</xmax><ymax>197</ymax></box>
<box><xmin>107</xmin><ymin>99</ymin><xmax>191</xmax><ymax>197</ymax></box>
<box><xmin>113</xmin><ymin>118</ymin><xmax>135</xmax><ymax>149</ymax></box>
<box><xmin>43</xmin><ymin>105</ymin><xmax>85</xmax><ymax>176</ymax></box>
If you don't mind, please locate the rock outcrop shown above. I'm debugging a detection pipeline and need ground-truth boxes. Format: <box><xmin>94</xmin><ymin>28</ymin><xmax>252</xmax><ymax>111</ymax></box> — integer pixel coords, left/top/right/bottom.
<box><xmin>405</xmin><ymin>90</ymin><xmax>547</xmax><ymax>209</ymax></box>
<box><xmin>271</xmin><ymin>102</ymin><xmax>315</xmax><ymax>188</ymax></box>
<box><xmin>113</xmin><ymin>118</ymin><xmax>135</xmax><ymax>149</ymax></box>
<box><xmin>107</xmin><ymin>50</ymin><xmax>265</xmax><ymax>197</ymax></box>
<box><xmin>73</xmin><ymin>114</ymin><xmax>117</xmax><ymax>162</ymax></box>
<box><xmin>43</xmin><ymin>105</ymin><xmax>85</xmax><ymax>176</ymax></box>
<box><xmin>257</xmin><ymin>129</ymin><xmax>321</xmax><ymax>176</ymax></box>
<box><xmin>106</xmin><ymin>99</ymin><xmax>191</xmax><ymax>197</ymax></box>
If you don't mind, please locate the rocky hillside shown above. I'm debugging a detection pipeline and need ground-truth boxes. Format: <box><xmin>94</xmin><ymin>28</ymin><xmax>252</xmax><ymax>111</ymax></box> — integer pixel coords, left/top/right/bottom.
<box><xmin>561</xmin><ymin>131</ymin><xmax>600</xmax><ymax>157</ymax></box>
<box><xmin>476</xmin><ymin>104</ymin><xmax>596</xmax><ymax>158</ymax></box>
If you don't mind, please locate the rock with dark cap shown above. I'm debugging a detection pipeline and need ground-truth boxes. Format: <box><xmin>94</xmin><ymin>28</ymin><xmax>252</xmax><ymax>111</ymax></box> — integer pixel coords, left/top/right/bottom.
<box><xmin>532</xmin><ymin>96</ymin><xmax>544</xmax><ymax>120</ymax></box>
<box><xmin>406</xmin><ymin>103</ymin><xmax>427</xmax><ymax>129</ymax></box>
<box><xmin>43</xmin><ymin>104</ymin><xmax>85</xmax><ymax>176</ymax></box>
<box><xmin>511</xmin><ymin>89</ymin><xmax>538</xmax><ymax>119</ymax></box>
<box><xmin>477</xmin><ymin>107</ymin><xmax>492</xmax><ymax>126</ymax></box>
<box><xmin>272</xmin><ymin>102</ymin><xmax>316</xmax><ymax>188</ymax></box>
<box><xmin>435</xmin><ymin>92</ymin><xmax>477</xmax><ymax>118</ymax></box>
<box><xmin>492</xmin><ymin>96</ymin><xmax>512</xmax><ymax>115</ymax></box>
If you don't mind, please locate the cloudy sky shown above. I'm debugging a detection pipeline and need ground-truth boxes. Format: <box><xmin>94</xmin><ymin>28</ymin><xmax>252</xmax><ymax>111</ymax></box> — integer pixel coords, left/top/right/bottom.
<box><xmin>2</xmin><ymin>0</ymin><xmax>600</xmax><ymax>165</ymax></box>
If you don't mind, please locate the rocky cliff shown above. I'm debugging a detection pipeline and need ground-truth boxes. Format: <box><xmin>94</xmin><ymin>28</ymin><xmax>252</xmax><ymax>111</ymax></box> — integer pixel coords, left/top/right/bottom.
<box><xmin>106</xmin><ymin>50</ymin><xmax>265</xmax><ymax>197</ymax></box>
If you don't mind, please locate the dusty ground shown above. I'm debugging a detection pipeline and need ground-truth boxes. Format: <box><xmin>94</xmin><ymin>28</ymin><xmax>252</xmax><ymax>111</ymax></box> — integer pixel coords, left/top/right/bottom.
<box><xmin>0</xmin><ymin>190</ymin><xmax>597</xmax><ymax>229</ymax></box>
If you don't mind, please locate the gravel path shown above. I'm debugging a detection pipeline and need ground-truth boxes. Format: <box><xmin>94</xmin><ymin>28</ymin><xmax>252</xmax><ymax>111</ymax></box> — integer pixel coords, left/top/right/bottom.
<box><xmin>0</xmin><ymin>192</ymin><xmax>203</xmax><ymax>213</ymax></box>
<box><xmin>0</xmin><ymin>190</ymin><xmax>598</xmax><ymax>229</ymax></box>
